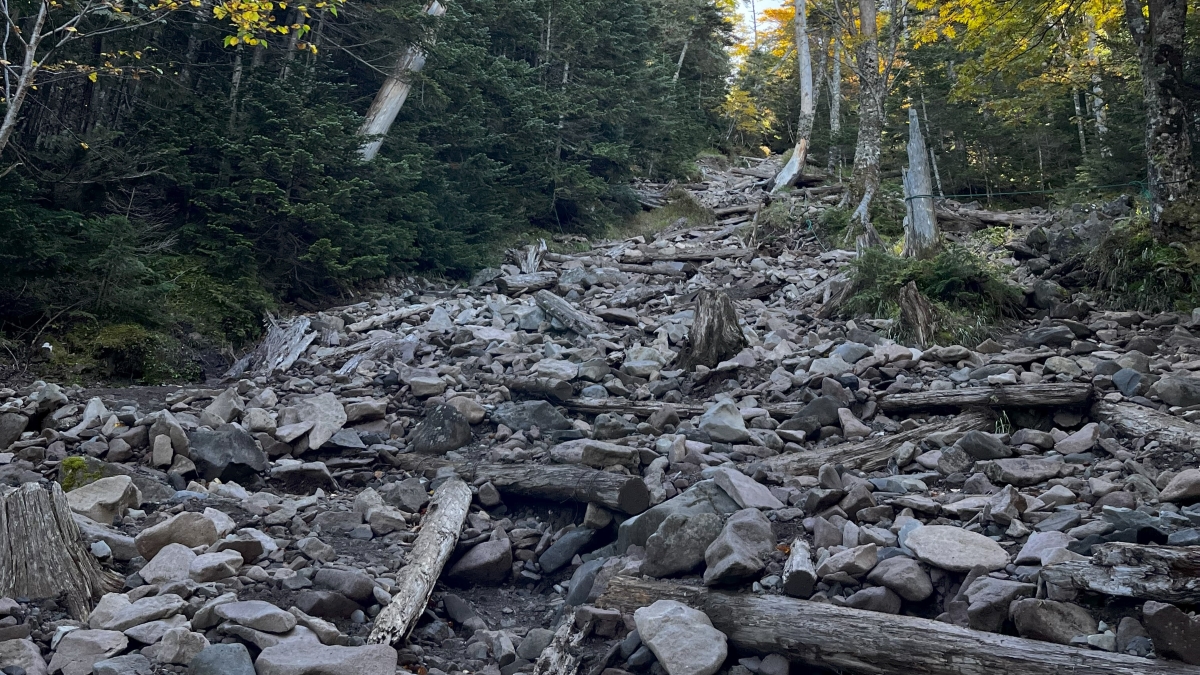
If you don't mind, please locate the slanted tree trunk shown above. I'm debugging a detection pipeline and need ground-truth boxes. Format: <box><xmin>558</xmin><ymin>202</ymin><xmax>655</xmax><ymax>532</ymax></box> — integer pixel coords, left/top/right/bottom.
<box><xmin>771</xmin><ymin>0</ymin><xmax>814</xmax><ymax>193</ymax></box>
<box><xmin>672</xmin><ymin>38</ymin><xmax>689</xmax><ymax>83</ymax></box>
<box><xmin>898</xmin><ymin>281</ymin><xmax>937</xmax><ymax>348</ymax></box>
<box><xmin>358</xmin><ymin>0</ymin><xmax>447</xmax><ymax>161</ymax></box>
<box><xmin>1123</xmin><ymin>0</ymin><xmax>1195</xmax><ymax>242</ymax></box>
<box><xmin>902</xmin><ymin>108</ymin><xmax>940</xmax><ymax>259</ymax></box>
<box><xmin>1087</xmin><ymin>27</ymin><xmax>1111</xmax><ymax>158</ymax></box>
<box><xmin>368</xmin><ymin>478</ymin><xmax>470</xmax><ymax>645</ymax></box>
<box><xmin>678</xmin><ymin>290</ymin><xmax>746</xmax><ymax>370</ymax></box>
<box><xmin>0</xmin><ymin>483</ymin><xmax>122</xmax><ymax>619</ymax></box>
<box><xmin>0</xmin><ymin>0</ymin><xmax>48</xmax><ymax>157</ymax></box>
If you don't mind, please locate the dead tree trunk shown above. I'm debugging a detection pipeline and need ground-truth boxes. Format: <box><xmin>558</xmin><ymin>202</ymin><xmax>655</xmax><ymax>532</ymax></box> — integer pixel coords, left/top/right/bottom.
<box><xmin>358</xmin><ymin>0</ymin><xmax>447</xmax><ymax>161</ymax></box>
<box><xmin>1042</xmin><ymin>543</ymin><xmax>1200</xmax><ymax>605</ymax></box>
<box><xmin>902</xmin><ymin>108</ymin><xmax>939</xmax><ymax>259</ymax></box>
<box><xmin>1092</xmin><ymin>401</ymin><xmax>1200</xmax><ymax>451</ymax></box>
<box><xmin>898</xmin><ymin>281</ymin><xmax>938</xmax><ymax>349</ymax></box>
<box><xmin>782</xmin><ymin>537</ymin><xmax>816</xmax><ymax>598</ymax></box>
<box><xmin>367</xmin><ymin>478</ymin><xmax>470</xmax><ymax>646</ymax></box>
<box><xmin>0</xmin><ymin>483</ymin><xmax>121</xmax><ymax>619</ymax></box>
<box><xmin>597</xmin><ymin>577</ymin><xmax>1200</xmax><ymax>675</ymax></box>
<box><xmin>845</xmin><ymin>0</ymin><xmax>885</xmax><ymax>250</ymax></box>
<box><xmin>879</xmin><ymin>383</ymin><xmax>1093</xmax><ymax>412</ymax></box>
<box><xmin>535</xmin><ymin>290</ymin><xmax>605</xmax><ymax>336</ymax></box>
<box><xmin>771</xmin><ymin>0</ymin><xmax>814</xmax><ymax>193</ymax></box>
<box><xmin>678</xmin><ymin>290</ymin><xmax>746</xmax><ymax>370</ymax></box>
<box><xmin>497</xmin><ymin>272</ymin><xmax>558</xmax><ymax>296</ymax></box>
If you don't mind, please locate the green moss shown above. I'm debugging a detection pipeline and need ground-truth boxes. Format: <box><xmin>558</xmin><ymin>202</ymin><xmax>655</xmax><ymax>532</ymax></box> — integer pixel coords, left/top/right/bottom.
<box><xmin>1086</xmin><ymin>216</ymin><xmax>1200</xmax><ymax>312</ymax></box>
<box><xmin>59</xmin><ymin>456</ymin><xmax>103</xmax><ymax>492</ymax></box>
<box><xmin>607</xmin><ymin>189</ymin><xmax>715</xmax><ymax>241</ymax></box>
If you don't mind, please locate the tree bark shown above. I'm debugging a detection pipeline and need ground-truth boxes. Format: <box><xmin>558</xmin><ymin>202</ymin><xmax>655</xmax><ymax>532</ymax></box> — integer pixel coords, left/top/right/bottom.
<box><xmin>902</xmin><ymin>109</ymin><xmax>939</xmax><ymax>260</ymax></box>
<box><xmin>535</xmin><ymin>290</ymin><xmax>605</xmax><ymax>336</ymax></box>
<box><xmin>781</xmin><ymin>537</ymin><xmax>816</xmax><ymax>598</ymax></box>
<box><xmin>764</xmin><ymin>412</ymin><xmax>991</xmax><ymax>475</ymax></box>
<box><xmin>1123</xmin><ymin>0</ymin><xmax>1194</xmax><ymax>241</ymax></box>
<box><xmin>347</xmin><ymin>303</ymin><xmax>436</xmax><ymax>333</ymax></box>
<box><xmin>1091</xmin><ymin>400</ymin><xmax>1200</xmax><ymax>451</ymax></box>
<box><xmin>358</xmin><ymin>0</ymin><xmax>447</xmax><ymax>161</ymax></box>
<box><xmin>770</xmin><ymin>0</ymin><xmax>814</xmax><ymax>194</ymax></box>
<box><xmin>677</xmin><ymin>290</ymin><xmax>747</xmax><ymax>370</ymax></box>
<box><xmin>897</xmin><ymin>281</ymin><xmax>938</xmax><ymax>348</ymax></box>
<box><xmin>1042</xmin><ymin>543</ymin><xmax>1200</xmax><ymax>605</ymax></box>
<box><xmin>386</xmin><ymin>455</ymin><xmax>651</xmax><ymax>515</ymax></box>
<box><xmin>879</xmin><ymin>383</ymin><xmax>1093</xmax><ymax>412</ymax></box>
<box><xmin>0</xmin><ymin>483</ymin><xmax>122</xmax><ymax>619</ymax></box>
<box><xmin>596</xmin><ymin>577</ymin><xmax>1200</xmax><ymax>675</ymax></box>
<box><xmin>0</xmin><ymin>0</ymin><xmax>48</xmax><ymax>157</ymax></box>
<box><xmin>496</xmin><ymin>272</ymin><xmax>558</xmax><ymax>296</ymax></box>
<box><xmin>846</xmin><ymin>0</ymin><xmax>884</xmax><ymax>247</ymax></box>
<box><xmin>367</xmin><ymin>478</ymin><xmax>470</xmax><ymax>646</ymax></box>
<box><xmin>533</xmin><ymin>614</ymin><xmax>586</xmax><ymax>675</ymax></box>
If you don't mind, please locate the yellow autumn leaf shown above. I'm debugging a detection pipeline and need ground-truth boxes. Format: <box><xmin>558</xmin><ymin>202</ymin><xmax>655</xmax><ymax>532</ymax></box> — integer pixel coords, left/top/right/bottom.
<box><xmin>88</xmin><ymin>71</ymin><xmax>98</xmax><ymax>82</ymax></box>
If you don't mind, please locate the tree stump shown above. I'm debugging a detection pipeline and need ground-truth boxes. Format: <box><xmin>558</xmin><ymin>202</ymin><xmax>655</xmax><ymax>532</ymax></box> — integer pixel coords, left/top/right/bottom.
<box><xmin>678</xmin><ymin>290</ymin><xmax>747</xmax><ymax>370</ymax></box>
<box><xmin>898</xmin><ymin>281</ymin><xmax>938</xmax><ymax>348</ymax></box>
<box><xmin>0</xmin><ymin>483</ymin><xmax>121</xmax><ymax>619</ymax></box>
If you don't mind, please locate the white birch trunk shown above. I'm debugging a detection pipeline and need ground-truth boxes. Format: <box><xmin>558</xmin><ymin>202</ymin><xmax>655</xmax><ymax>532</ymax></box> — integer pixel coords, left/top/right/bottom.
<box><xmin>1072</xmin><ymin>88</ymin><xmax>1088</xmax><ymax>156</ymax></box>
<box><xmin>358</xmin><ymin>0</ymin><xmax>447</xmax><ymax>161</ymax></box>
<box><xmin>672</xmin><ymin>38</ymin><xmax>689</xmax><ymax>83</ymax></box>
<box><xmin>1087</xmin><ymin>29</ymin><xmax>1109</xmax><ymax>158</ymax></box>
<box><xmin>0</xmin><ymin>0</ymin><xmax>48</xmax><ymax>157</ymax></box>
<box><xmin>771</xmin><ymin>0</ymin><xmax>814</xmax><ymax>193</ymax></box>
<box><xmin>902</xmin><ymin>108</ymin><xmax>939</xmax><ymax>259</ymax></box>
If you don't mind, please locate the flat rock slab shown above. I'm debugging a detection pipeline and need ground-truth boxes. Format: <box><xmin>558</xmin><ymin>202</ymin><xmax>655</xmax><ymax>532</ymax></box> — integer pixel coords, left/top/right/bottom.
<box><xmin>254</xmin><ymin>642</ymin><xmax>398</xmax><ymax>675</ymax></box>
<box><xmin>905</xmin><ymin>525</ymin><xmax>1009</xmax><ymax>572</ymax></box>
<box><xmin>634</xmin><ymin>600</ymin><xmax>728</xmax><ymax>675</ymax></box>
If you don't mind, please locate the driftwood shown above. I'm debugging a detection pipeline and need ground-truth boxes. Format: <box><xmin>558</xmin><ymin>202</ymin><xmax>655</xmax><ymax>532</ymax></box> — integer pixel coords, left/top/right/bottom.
<box><xmin>367</xmin><ymin>478</ymin><xmax>471</xmax><ymax>646</ymax></box>
<box><xmin>0</xmin><ymin>483</ymin><xmax>122</xmax><ymax>619</ymax></box>
<box><xmin>713</xmin><ymin>204</ymin><xmax>760</xmax><ymax>217</ymax></box>
<box><xmin>898</xmin><ymin>281</ymin><xmax>937</xmax><ymax>348</ymax></box>
<box><xmin>497</xmin><ymin>272</ymin><xmax>558</xmax><ymax>296</ymax></box>
<box><xmin>608</xmin><ymin>285</ymin><xmax>673</xmax><ymax>308</ymax></box>
<box><xmin>335</xmin><ymin>334</ymin><xmax>418</xmax><ymax>376</ymax></box>
<box><xmin>678</xmin><ymin>290</ymin><xmax>747</xmax><ymax>370</ymax></box>
<box><xmin>542</xmin><ymin>253</ymin><xmax>690</xmax><ymax>278</ymax></box>
<box><xmin>1092</xmin><ymin>401</ymin><xmax>1200</xmax><ymax>451</ymax></box>
<box><xmin>781</xmin><ymin>537</ymin><xmax>816</xmax><ymax>598</ymax></box>
<box><xmin>347</xmin><ymin>303</ymin><xmax>434</xmax><ymax>333</ymax></box>
<box><xmin>224</xmin><ymin>315</ymin><xmax>316</xmax><ymax>380</ymax></box>
<box><xmin>386</xmin><ymin>455</ymin><xmax>650</xmax><ymax>515</ymax></box>
<box><xmin>765</xmin><ymin>412</ymin><xmax>991</xmax><ymax>476</ymax></box>
<box><xmin>505</xmin><ymin>377</ymin><xmax>574</xmax><ymax>402</ymax></box>
<box><xmin>561</xmin><ymin>398</ymin><xmax>823</xmax><ymax>421</ymax></box>
<box><xmin>644</xmin><ymin>247</ymin><xmax>748</xmax><ymax>262</ymax></box>
<box><xmin>533</xmin><ymin>614</ymin><xmax>587</xmax><ymax>675</ymax></box>
<box><xmin>1042</xmin><ymin>543</ymin><xmax>1200</xmax><ymax>604</ymax></box>
<box><xmin>597</xmin><ymin>577</ymin><xmax>1196</xmax><ymax>675</ymax></box>
<box><xmin>879</xmin><ymin>383</ymin><xmax>1093</xmax><ymax>412</ymax></box>
<box><xmin>535</xmin><ymin>290</ymin><xmax>605</xmax><ymax>336</ymax></box>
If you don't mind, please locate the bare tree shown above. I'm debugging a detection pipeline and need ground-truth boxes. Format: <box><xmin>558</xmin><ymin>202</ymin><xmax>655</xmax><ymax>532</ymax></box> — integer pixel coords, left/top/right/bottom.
<box><xmin>771</xmin><ymin>0</ymin><xmax>814</xmax><ymax>192</ymax></box>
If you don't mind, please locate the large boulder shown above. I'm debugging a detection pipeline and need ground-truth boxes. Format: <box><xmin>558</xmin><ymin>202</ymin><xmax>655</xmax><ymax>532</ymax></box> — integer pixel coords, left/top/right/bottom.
<box><xmin>408</xmin><ymin>405</ymin><xmax>472</xmax><ymax>454</ymax></box>
<box><xmin>710</xmin><ymin>468</ymin><xmax>784</xmax><ymax>510</ymax></box>
<box><xmin>0</xmin><ymin>413</ymin><xmax>28</xmax><ymax>451</ymax></box>
<box><xmin>0</xmin><ymin>638</ymin><xmax>48</xmax><ymax>675</ymax></box>
<box><xmin>1150</xmin><ymin>376</ymin><xmax>1200</xmax><ymax>407</ymax></box>
<box><xmin>254</xmin><ymin>642</ymin><xmax>398</xmax><ymax>675</ymax></box>
<box><xmin>135</xmin><ymin>511</ymin><xmax>219</xmax><ymax>560</ymax></box>
<box><xmin>616</xmin><ymin>480</ymin><xmax>739</xmax><ymax>553</ymax></box>
<box><xmin>1143</xmin><ymin>600</ymin><xmax>1200</xmax><ymax>665</ymax></box>
<box><xmin>1010</xmin><ymin>599</ymin><xmax>1097</xmax><ymax>645</ymax></box>
<box><xmin>703</xmin><ymin>508</ymin><xmax>774</xmax><ymax>585</ymax></box>
<box><xmin>295</xmin><ymin>393</ymin><xmax>347</xmax><ymax>450</ymax></box>
<box><xmin>698</xmin><ymin>401</ymin><xmax>750</xmax><ymax>443</ymax></box>
<box><xmin>491</xmin><ymin>401</ymin><xmax>572</xmax><ymax>431</ymax></box>
<box><xmin>905</xmin><ymin>525</ymin><xmax>1009</xmax><ymax>572</ymax></box>
<box><xmin>634</xmin><ymin>600</ymin><xmax>727</xmax><ymax>675</ymax></box>
<box><xmin>186</xmin><ymin>424</ymin><xmax>267</xmax><ymax>483</ymax></box>
<box><xmin>865</xmin><ymin>556</ymin><xmax>933</xmax><ymax>601</ymax></box>
<box><xmin>446</xmin><ymin>540</ymin><xmax>512</xmax><ymax>586</ymax></box>
<box><xmin>65</xmin><ymin>475</ymin><xmax>142</xmax><ymax>525</ymax></box>
<box><xmin>47</xmin><ymin>630</ymin><xmax>127</xmax><ymax>675</ymax></box>
<box><xmin>642</xmin><ymin>513</ymin><xmax>724</xmax><ymax>578</ymax></box>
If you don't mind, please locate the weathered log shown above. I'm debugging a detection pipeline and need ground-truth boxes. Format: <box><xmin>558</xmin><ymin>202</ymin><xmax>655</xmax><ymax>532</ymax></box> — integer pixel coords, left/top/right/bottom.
<box><xmin>1092</xmin><ymin>401</ymin><xmax>1200</xmax><ymax>451</ymax></box>
<box><xmin>795</xmin><ymin>272</ymin><xmax>848</xmax><ymax>309</ymax></box>
<box><xmin>1042</xmin><ymin>543</ymin><xmax>1200</xmax><ymax>604</ymax></box>
<box><xmin>516</xmin><ymin>239</ymin><xmax>547</xmax><ymax>274</ymax></box>
<box><xmin>561</xmin><ymin>398</ymin><xmax>818</xmax><ymax>421</ymax></box>
<box><xmin>879</xmin><ymin>383</ymin><xmax>1094</xmax><ymax>412</ymax></box>
<box><xmin>712</xmin><ymin>204</ymin><xmax>760</xmax><ymax>216</ymax></box>
<box><xmin>535</xmin><ymin>290</ymin><xmax>605</xmax><ymax>336</ymax></box>
<box><xmin>347</xmin><ymin>303</ymin><xmax>434</xmax><ymax>333</ymax></box>
<box><xmin>505</xmin><ymin>377</ymin><xmax>573</xmax><ymax>402</ymax></box>
<box><xmin>597</xmin><ymin>577</ymin><xmax>1197</xmax><ymax>675</ymax></box>
<box><xmin>901</xmin><ymin>109</ymin><xmax>940</xmax><ymax>260</ymax></box>
<box><xmin>608</xmin><ymin>285</ymin><xmax>673</xmax><ymax>308</ymax></box>
<box><xmin>898</xmin><ymin>280</ymin><xmax>938</xmax><ymax>348</ymax></box>
<box><xmin>224</xmin><ymin>315</ymin><xmax>316</xmax><ymax>379</ymax></box>
<box><xmin>678</xmin><ymin>290</ymin><xmax>747</xmax><ymax>371</ymax></box>
<box><xmin>644</xmin><ymin>247</ymin><xmax>749</xmax><ymax>262</ymax></box>
<box><xmin>533</xmin><ymin>613</ymin><xmax>587</xmax><ymax>675</ymax></box>
<box><xmin>542</xmin><ymin>253</ymin><xmax>690</xmax><ymax>278</ymax></box>
<box><xmin>497</xmin><ymin>272</ymin><xmax>558</xmax><ymax>296</ymax></box>
<box><xmin>386</xmin><ymin>455</ymin><xmax>650</xmax><ymax>515</ymax></box>
<box><xmin>0</xmin><ymin>483</ymin><xmax>122</xmax><ymax>619</ymax></box>
<box><xmin>367</xmin><ymin>478</ymin><xmax>471</xmax><ymax>646</ymax></box>
<box><xmin>781</xmin><ymin>537</ymin><xmax>816</xmax><ymax>598</ymax></box>
<box><xmin>765</xmin><ymin>412</ymin><xmax>991</xmax><ymax>476</ymax></box>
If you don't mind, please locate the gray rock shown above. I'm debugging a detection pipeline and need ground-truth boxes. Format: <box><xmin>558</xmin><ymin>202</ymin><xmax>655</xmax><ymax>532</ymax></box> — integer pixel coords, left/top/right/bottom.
<box><xmin>1010</xmin><ymin>598</ymin><xmax>1097</xmax><ymax>645</ymax></box>
<box><xmin>89</xmin><ymin>593</ymin><xmax>187</xmax><ymax>631</ymax></box>
<box><xmin>254</xmin><ymin>643</ymin><xmax>398</xmax><ymax>675</ymax></box>
<box><xmin>294</xmin><ymin>393</ymin><xmax>347</xmax><ymax>450</ymax></box>
<box><xmin>215</xmin><ymin>601</ymin><xmax>298</xmax><ymax>634</ymax></box>
<box><xmin>149</xmin><ymin>628</ymin><xmax>208</xmax><ymax>665</ymax></box>
<box><xmin>1116</xmin><ymin>616</ymin><xmax>1150</xmax><ymax>654</ymax></box>
<box><xmin>593</xmin><ymin>414</ymin><xmax>637</xmax><ymax>441</ymax></box>
<box><xmin>0</xmin><ymin>414</ymin><xmax>28</xmax><ymax>451</ymax></box>
<box><xmin>313</xmin><ymin>569</ymin><xmax>376</xmax><ymax>604</ymax></box>
<box><xmin>816</xmin><ymin>543</ymin><xmax>877</xmax><ymax>579</ymax></box>
<box><xmin>491</xmin><ymin>401</ymin><xmax>572</xmax><ymax>431</ymax></box>
<box><xmin>1160</xmin><ymin>469</ymin><xmax>1200</xmax><ymax>503</ymax></box>
<box><xmin>0</xmin><ymin>638</ymin><xmax>47</xmax><ymax>675</ymax></box>
<box><xmin>539</xmin><ymin>528</ymin><xmax>595</xmax><ymax>573</ymax></box>
<box><xmin>135</xmin><ymin>511</ymin><xmax>219</xmax><ymax>560</ymax></box>
<box><xmin>1150</xmin><ymin>376</ymin><xmax>1200</xmax><ymax>407</ymax></box>
<box><xmin>711</xmin><ymin>468</ymin><xmax>784</xmax><ymax>510</ymax></box>
<box><xmin>188</xmin><ymin>643</ymin><xmax>255</xmax><ymax>675</ymax></box>
<box><xmin>65</xmin><ymin>476</ymin><xmax>142</xmax><ymax>527</ymax></box>
<box><xmin>1113</xmin><ymin>368</ymin><xmax>1150</xmax><ymax>397</ymax></box>
<box><xmin>699</xmin><ymin>401</ymin><xmax>750</xmax><ymax>443</ymax></box>
<box><xmin>270</xmin><ymin>462</ymin><xmax>338</xmax><ymax>493</ymax></box>
<box><xmin>1015</xmin><ymin>531</ymin><xmax>1073</xmax><ymax>565</ymax></box>
<box><xmin>565</xmin><ymin>558</ymin><xmax>605</xmax><ymax>606</ymax></box>
<box><xmin>905</xmin><ymin>526</ymin><xmax>1009</xmax><ymax>572</ymax></box>
<box><xmin>139</xmin><ymin>544</ymin><xmax>197</xmax><ymax>585</ymax></box>
<box><xmin>983</xmin><ymin>458</ymin><xmax>1062</xmax><ymax>487</ymax></box>
<box><xmin>957</xmin><ymin>431</ymin><xmax>1011</xmax><ymax>460</ymax></box>
<box><xmin>703</xmin><ymin>508</ymin><xmax>774</xmax><ymax>585</ymax></box>
<box><xmin>380</xmin><ymin>477</ymin><xmax>428</xmax><ymax>512</ymax></box>
<box><xmin>964</xmin><ymin>577</ymin><xmax>1035</xmax><ymax>632</ymax></box>
<box><xmin>447</xmin><ymin>540</ymin><xmax>512</xmax><ymax>585</ymax></box>
<box><xmin>1023</xmin><ymin>325</ymin><xmax>1074</xmax><ymax>347</ymax></box>
<box><xmin>808</xmin><ymin>356</ymin><xmax>853</xmax><ymax>377</ymax></box>
<box><xmin>409</xmin><ymin>405</ymin><xmax>472</xmax><ymax>454</ymax></box>
<box><xmin>445</xmin><ymin>397</ymin><xmax>486</xmax><ymax>425</ymax></box>
<box><xmin>294</xmin><ymin>591</ymin><xmax>360</xmax><ymax>620</ymax></box>
<box><xmin>1143</xmin><ymin>600</ymin><xmax>1200</xmax><ymax>665</ymax></box>
<box><xmin>832</xmin><ymin>342</ymin><xmax>870</xmax><ymax>363</ymax></box>
<box><xmin>634</xmin><ymin>600</ymin><xmax>727</xmax><ymax>675</ymax></box>
<box><xmin>617</xmin><ymin>480</ymin><xmax>739</xmax><ymax>553</ymax></box>
<box><xmin>189</xmin><ymin>550</ymin><xmax>243</xmax><ymax>582</ymax></box>
<box><xmin>92</xmin><ymin>654</ymin><xmax>152</xmax><ymax>675</ymax></box>
<box><xmin>186</xmin><ymin>424</ymin><xmax>267</xmax><ymax>484</ymax></box>
<box><xmin>517</xmin><ymin>628</ymin><xmax>555</xmax><ymax>661</ymax></box>
<box><xmin>844</xmin><ymin>586</ymin><xmax>901</xmax><ymax>614</ymax></box>
<box><xmin>47</xmin><ymin>630</ymin><xmax>128</xmax><ymax>675</ymax></box>
<box><xmin>865</xmin><ymin>556</ymin><xmax>932</xmax><ymax>601</ymax></box>
<box><xmin>642</xmin><ymin>513</ymin><xmax>724</xmax><ymax>578</ymax></box>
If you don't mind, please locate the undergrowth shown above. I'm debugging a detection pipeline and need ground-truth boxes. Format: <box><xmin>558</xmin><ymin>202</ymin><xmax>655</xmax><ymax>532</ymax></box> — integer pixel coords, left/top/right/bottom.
<box><xmin>607</xmin><ymin>189</ymin><xmax>714</xmax><ymax>241</ymax></box>
<box><xmin>843</xmin><ymin>246</ymin><xmax>1024</xmax><ymax>344</ymax></box>
<box><xmin>1086</xmin><ymin>217</ymin><xmax>1200</xmax><ymax>312</ymax></box>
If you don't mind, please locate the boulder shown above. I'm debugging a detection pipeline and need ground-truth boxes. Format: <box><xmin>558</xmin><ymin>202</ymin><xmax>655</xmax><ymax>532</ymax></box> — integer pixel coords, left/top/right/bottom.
<box><xmin>135</xmin><ymin>511</ymin><xmax>219</xmax><ymax>560</ymax></box>
<box><xmin>616</xmin><ymin>480</ymin><xmax>739</xmax><ymax>552</ymax></box>
<box><xmin>1150</xmin><ymin>376</ymin><xmax>1200</xmax><ymax>407</ymax></box>
<box><xmin>47</xmin><ymin>630</ymin><xmax>128</xmax><ymax>675</ymax></box>
<box><xmin>963</xmin><ymin>577</ymin><xmax>1035</xmax><ymax>632</ymax></box>
<box><xmin>89</xmin><ymin>593</ymin><xmax>187</xmax><ymax>631</ymax></box>
<box><xmin>216</xmin><ymin>601</ymin><xmax>299</xmax><ymax>634</ymax></box>
<box><xmin>446</xmin><ymin>540</ymin><xmax>512</xmax><ymax>586</ymax></box>
<box><xmin>295</xmin><ymin>393</ymin><xmax>347</xmax><ymax>450</ymax></box>
<box><xmin>186</xmin><ymin>424</ymin><xmax>267</xmax><ymax>483</ymax></box>
<box><xmin>865</xmin><ymin>556</ymin><xmax>933</xmax><ymax>601</ymax></box>
<box><xmin>65</xmin><ymin>475</ymin><xmax>141</xmax><ymax>525</ymax></box>
<box><xmin>1160</xmin><ymin>469</ymin><xmax>1200</xmax><ymax>503</ymax></box>
<box><xmin>1010</xmin><ymin>598</ymin><xmax>1097</xmax><ymax>645</ymax></box>
<box><xmin>491</xmin><ymin>401</ymin><xmax>572</xmax><ymax>431</ymax></box>
<box><xmin>642</xmin><ymin>513</ymin><xmax>724</xmax><ymax>578</ymax></box>
<box><xmin>0</xmin><ymin>638</ymin><xmax>48</xmax><ymax>675</ymax></box>
<box><xmin>703</xmin><ymin>508</ymin><xmax>774</xmax><ymax>585</ymax></box>
<box><xmin>189</xmin><ymin>643</ymin><xmax>256</xmax><ymax>675</ymax></box>
<box><xmin>409</xmin><ymin>405</ymin><xmax>472</xmax><ymax>454</ymax></box>
<box><xmin>1143</xmin><ymin>600</ymin><xmax>1200</xmax><ymax>665</ymax></box>
<box><xmin>633</xmin><ymin>600</ymin><xmax>727</xmax><ymax>675</ymax></box>
<box><xmin>905</xmin><ymin>526</ymin><xmax>1009</xmax><ymax>572</ymax></box>
<box><xmin>254</xmin><ymin>642</ymin><xmax>398</xmax><ymax>675</ymax></box>
<box><xmin>710</xmin><ymin>468</ymin><xmax>784</xmax><ymax>510</ymax></box>
<box><xmin>698</xmin><ymin>401</ymin><xmax>750</xmax><ymax>443</ymax></box>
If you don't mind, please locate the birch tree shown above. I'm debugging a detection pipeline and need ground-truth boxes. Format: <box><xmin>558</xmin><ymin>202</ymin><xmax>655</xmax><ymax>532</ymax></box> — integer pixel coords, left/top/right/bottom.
<box><xmin>770</xmin><ymin>0</ymin><xmax>813</xmax><ymax>192</ymax></box>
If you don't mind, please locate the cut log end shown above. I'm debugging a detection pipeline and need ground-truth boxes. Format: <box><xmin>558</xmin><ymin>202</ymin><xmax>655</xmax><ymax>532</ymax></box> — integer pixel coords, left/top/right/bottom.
<box><xmin>617</xmin><ymin>478</ymin><xmax>651</xmax><ymax>515</ymax></box>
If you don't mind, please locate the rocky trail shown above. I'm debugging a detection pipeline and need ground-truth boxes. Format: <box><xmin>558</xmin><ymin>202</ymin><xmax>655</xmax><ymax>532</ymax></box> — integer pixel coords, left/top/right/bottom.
<box><xmin>1</xmin><ymin>158</ymin><xmax>1200</xmax><ymax>675</ymax></box>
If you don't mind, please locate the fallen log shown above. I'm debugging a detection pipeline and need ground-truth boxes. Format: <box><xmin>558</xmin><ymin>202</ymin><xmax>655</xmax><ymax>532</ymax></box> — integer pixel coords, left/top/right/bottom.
<box><xmin>764</xmin><ymin>412</ymin><xmax>991</xmax><ymax>476</ymax></box>
<box><xmin>535</xmin><ymin>290</ymin><xmax>605</xmax><ymax>336</ymax></box>
<box><xmin>608</xmin><ymin>285</ymin><xmax>674</xmax><ymax>308</ymax></box>
<box><xmin>0</xmin><ymin>483</ymin><xmax>122</xmax><ymax>619</ymax></box>
<box><xmin>597</xmin><ymin>577</ymin><xmax>1198</xmax><ymax>675</ymax></box>
<box><xmin>533</xmin><ymin>613</ymin><xmax>587</xmax><ymax>675</ymax></box>
<box><xmin>505</xmin><ymin>377</ymin><xmax>574</xmax><ymax>402</ymax></box>
<box><xmin>713</xmin><ymin>204</ymin><xmax>760</xmax><ymax>217</ymax></box>
<box><xmin>678</xmin><ymin>290</ymin><xmax>747</xmax><ymax>370</ymax></box>
<box><xmin>879</xmin><ymin>384</ymin><xmax>1093</xmax><ymax>412</ymax></box>
<box><xmin>348</xmin><ymin>303</ymin><xmax>434</xmax><ymax>333</ymax></box>
<box><xmin>781</xmin><ymin>537</ymin><xmax>815</xmax><ymax>598</ymax></box>
<box><xmin>644</xmin><ymin>248</ymin><xmax>749</xmax><ymax>262</ymax></box>
<box><xmin>386</xmin><ymin>455</ymin><xmax>650</xmax><ymax>515</ymax></box>
<box><xmin>497</xmin><ymin>272</ymin><xmax>558</xmax><ymax>296</ymax></box>
<box><xmin>1092</xmin><ymin>401</ymin><xmax>1200</xmax><ymax>451</ymax></box>
<box><xmin>1042</xmin><ymin>543</ymin><xmax>1200</xmax><ymax>605</ymax></box>
<box><xmin>367</xmin><ymin>478</ymin><xmax>471</xmax><ymax>646</ymax></box>
<box><xmin>560</xmin><ymin>398</ymin><xmax>816</xmax><ymax>421</ymax></box>
<box><xmin>542</xmin><ymin>253</ymin><xmax>691</xmax><ymax>278</ymax></box>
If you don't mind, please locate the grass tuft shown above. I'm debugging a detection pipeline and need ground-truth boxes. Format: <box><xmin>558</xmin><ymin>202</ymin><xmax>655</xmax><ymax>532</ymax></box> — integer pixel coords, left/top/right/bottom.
<box><xmin>1085</xmin><ymin>217</ymin><xmax>1200</xmax><ymax>312</ymax></box>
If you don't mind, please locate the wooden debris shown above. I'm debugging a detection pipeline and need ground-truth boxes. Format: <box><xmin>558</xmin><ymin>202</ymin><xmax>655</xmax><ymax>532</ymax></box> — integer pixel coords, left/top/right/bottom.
<box><xmin>347</xmin><ymin>303</ymin><xmax>433</xmax><ymax>333</ymax></box>
<box><xmin>678</xmin><ymin>289</ymin><xmax>747</xmax><ymax>370</ymax></box>
<box><xmin>367</xmin><ymin>478</ymin><xmax>471</xmax><ymax>646</ymax></box>
<box><xmin>898</xmin><ymin>281</ymin><xmax>938</xmax><ymax>348</ymax></box>
<box><xmin>497</xmin><ymin>272</ymin><xmax>559</xmax><ymax>296</ymax></box>
<box><xmin>879</xmin><ymin>383</ymin><xmax>1094</xmax><ymax>412</ymax></box>
<box><xmin>535</xmin><ymin>290</ymin><xmax>605</xmax><ymax>336</ymax></box>
<box><xmin>781</xmin><ymin>537</ymin><xmax>816</xmax><ymax>598</ymax></box>
<box><xmin>1042</xmin><ymin>543</ymin><xmax>1200</xmax><ymax>605</ymax></box>
<box><xmin>533</xmin><ymin>614</ymin><xmax>588</xmax><ymax>675</ymax></box>
<box><xmin>1092</xmin><ymin>401</ymin><xmax>1200</xmax><ymax>451</ymax></box>
<box><xmin>597</xmin><ymin>577</ymin><xmax>1198</xmax><ymax>675</ymax></box>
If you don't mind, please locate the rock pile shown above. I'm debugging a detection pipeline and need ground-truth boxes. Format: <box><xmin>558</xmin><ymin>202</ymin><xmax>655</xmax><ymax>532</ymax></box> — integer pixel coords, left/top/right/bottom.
<box><xmin>1</xmin><ymin>167</ymin><xmax>1199</xmax><ymax>675</ymax></box>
